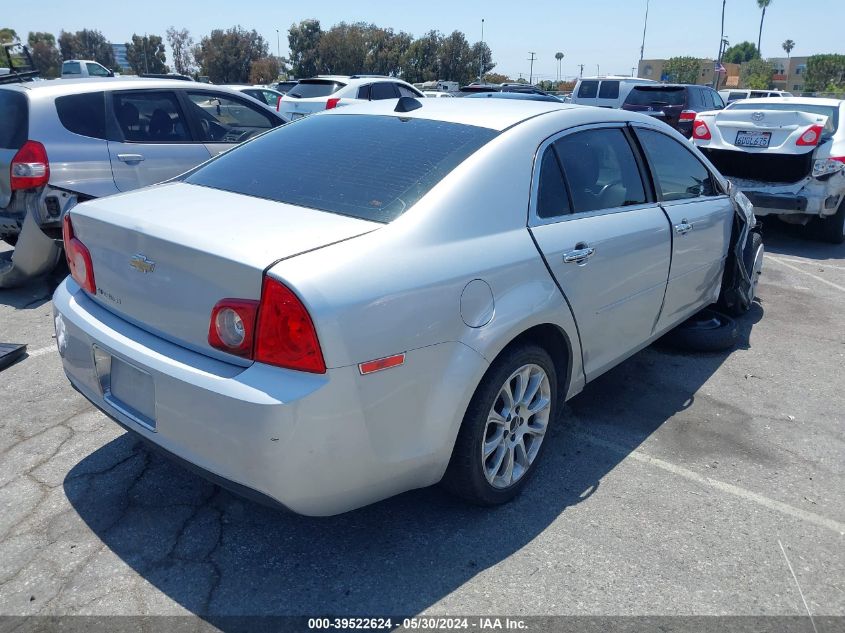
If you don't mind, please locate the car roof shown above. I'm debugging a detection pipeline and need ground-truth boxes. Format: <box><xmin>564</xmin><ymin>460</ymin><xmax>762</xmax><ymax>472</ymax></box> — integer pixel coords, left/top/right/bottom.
<box><xmin>322</xmin><ymin>97</ymin><xmax>654</xmax><ymax>131</ymax></box>
<box><xmin>732</xmin><ymin>97</ymin><xmax>843</xmax><ymax>107</ymax></box>
<box><xmin>0</xmin><ymin>77</ymin><xmax>251</xmax><ymax>98</ymax></box>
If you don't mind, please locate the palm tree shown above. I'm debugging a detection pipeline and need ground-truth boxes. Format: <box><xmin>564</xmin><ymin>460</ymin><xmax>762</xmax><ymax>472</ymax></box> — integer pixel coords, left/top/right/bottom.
<box><xmin>782</xmin><ymin>39</ymin><xmax>795</xmax><ymax>90</ymax></box>
<box><xmin>555</xmin><ymin>52</ymin><xmax>564</xmax><ymax>82</ymax></box>
<box><xmin>756</xmin><ymin>0</ymin><xmax>772</xmax><ymax>57</ymax></box>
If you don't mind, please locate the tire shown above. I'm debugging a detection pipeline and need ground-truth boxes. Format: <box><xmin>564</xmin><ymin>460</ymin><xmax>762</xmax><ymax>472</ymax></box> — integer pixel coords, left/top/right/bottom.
<box><xmin>811</xmin><ymin>200</ymin><xmax>845</xmax><ymax>245</ymax></box>
<box><xmin>441</xmin><ymin>343</ymin><xmax>558</xmax><ymax>506</ymax></box>
<box><xmin>662</xmin><ymin>308</ymin><xmax>739</xmax><ymax>353</ymax></box>
<box><xmin>719</xmin><ymin>231</ymin><xmax>764</xmax><ymax>317</ymax></box>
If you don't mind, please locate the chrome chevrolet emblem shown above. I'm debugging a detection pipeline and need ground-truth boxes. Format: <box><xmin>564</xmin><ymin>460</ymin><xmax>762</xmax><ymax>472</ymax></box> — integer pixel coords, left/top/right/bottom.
<box><xmin>129</xmin><ymin>254</ymin><xmax>156</xmax><ymax>273</ymax></box>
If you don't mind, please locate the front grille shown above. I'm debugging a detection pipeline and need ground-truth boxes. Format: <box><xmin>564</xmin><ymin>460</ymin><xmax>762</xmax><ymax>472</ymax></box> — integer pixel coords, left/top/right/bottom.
<box><xmin>701</xmin><ymin>148</ymin><xmax>813</xmax><ymax>184</ymax></box>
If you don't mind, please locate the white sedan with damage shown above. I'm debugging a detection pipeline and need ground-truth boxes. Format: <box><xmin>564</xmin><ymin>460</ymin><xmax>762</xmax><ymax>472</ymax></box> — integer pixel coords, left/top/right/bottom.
<box><xmin>692</xmin><ymin>97</ymin><xmax>845</xmax><ymax>243</ymax></box>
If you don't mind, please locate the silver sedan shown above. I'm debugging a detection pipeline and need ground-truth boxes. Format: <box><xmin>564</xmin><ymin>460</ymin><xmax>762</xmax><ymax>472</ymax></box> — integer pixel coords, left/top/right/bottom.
<box><xmin>53</xmin><ymin>98</ymin><xmax>751</xmax><ymax>515</ymax></box>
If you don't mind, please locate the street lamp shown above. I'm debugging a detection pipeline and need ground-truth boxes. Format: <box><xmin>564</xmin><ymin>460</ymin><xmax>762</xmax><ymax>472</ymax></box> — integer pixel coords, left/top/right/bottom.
<box><xmin>478</xmin><ymin>18</ymin><xmax>485</xmax><ymax>81</ymax></box>
<box><xmin>276</xmin><ymin>29</ymin><xmax>280</xmax><ymax>60</ymax></box>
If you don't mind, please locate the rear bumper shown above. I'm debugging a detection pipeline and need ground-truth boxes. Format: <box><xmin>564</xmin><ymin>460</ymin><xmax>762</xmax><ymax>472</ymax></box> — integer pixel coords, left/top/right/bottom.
<box><xmin>730</xmin><ymin>174</ymin><xmax>844</xmax><ymax>218</ymax></box>
<box><xmin>53</xmin><ymin>278</ymin><xmax>487</xmax><ymax>516</ymax></box>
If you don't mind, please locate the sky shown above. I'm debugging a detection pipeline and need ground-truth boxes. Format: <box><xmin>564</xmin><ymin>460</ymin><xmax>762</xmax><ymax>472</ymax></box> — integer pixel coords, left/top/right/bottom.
<box><xmin>6</xmin><ymin>0</ymin><xmax>845</xmax><ymax>80</ymax></box>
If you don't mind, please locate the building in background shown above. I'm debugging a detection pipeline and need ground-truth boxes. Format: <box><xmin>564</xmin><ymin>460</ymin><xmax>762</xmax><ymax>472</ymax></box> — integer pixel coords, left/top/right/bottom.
<box><xmin>638</xmin><ymin>57</ymin><xmax>807</xmax><ymax>92</ymax></box>
<box><xmin>769</xmin><ymin>56</ymin><xmax>809</xmax><ymax>93</ymax></box>
<box><xmin>111</xmin><ymin>43</ymin><xmax>131</xmax><ymax>73</ymax></box>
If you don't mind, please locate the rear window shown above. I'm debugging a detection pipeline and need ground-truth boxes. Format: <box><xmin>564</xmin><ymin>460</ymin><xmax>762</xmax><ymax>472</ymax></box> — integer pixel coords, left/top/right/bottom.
<box><xmin>624</xmin><ymin>87</ymin><xmax>686</xmax><ymax>107</ymax></box>
<box><xmin>286</xmin><ymin>81</ymin><xmax>346</xmax><ymax>99</ymax></box>
<box><xmin>55</xmin><ymin>92</ymin><xmax>106</xmax><ymax>139</ymax></box>
<box><xmin>577</xmin><ymin>81</ymin><xmax>598</xmax><ymax>99</ymax></box>
<box><xmin>729</xmin><ymin>102</ymin><xmax>840</xmax><ymax>134</ymax></box>
<box><xmin>62</xmin><ymin>61</ymin><xmax>81</xmax><ymax>75</ymax></box>
<box><xmin>184</xmin><ymin>114</ymin><xmax>498</xmax><ymax>223</ymax></box>
<box><xmin>598</xmin><ymin>81</ymin><xmax>619</xmax><ymax>99</ymax></box>
<box><xmin>728</xmin><ymin>92</ymin><xmax>746</xmax><ymax>101</ymax></box>
<box><xmin>0</xmin><ymin>90</ymin><xmax>27</xmax><ymax>149</ymax></box>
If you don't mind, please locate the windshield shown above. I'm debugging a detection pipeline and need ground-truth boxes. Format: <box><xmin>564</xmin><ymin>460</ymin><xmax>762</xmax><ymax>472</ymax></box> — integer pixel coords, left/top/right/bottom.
<box><xmin>184</xmin><ymin>114</ymin><xmax>498</xmax><ymax>223</ymax></box>
<box><xmin>625</xmin><ymin>87</ymin><xmax>686</xmax><ymax>107</ymax></box>
<box><xmin>728</xmin><ymin>102</ymin><xmax>840</xmax><ymax>133</ymax></box>
<box><xmin>286</xmin><ymin>81</ymin><xmax>346</xmax><ymax>99</ymax></box>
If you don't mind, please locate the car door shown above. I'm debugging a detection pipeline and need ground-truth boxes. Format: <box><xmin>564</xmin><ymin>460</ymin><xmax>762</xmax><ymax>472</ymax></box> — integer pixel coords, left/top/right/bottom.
<box><xmin>632</xmin><ymin>126</ymin><xmax>733</xmax><ymax>332</ymax></box>
<box><xmin>182</xmin><ymin>90</ymin><xmax>280</xmax><ymax>157</ymax></box>
<box><xmin>529</xmin><ymin>125</ymin><xmax>672</xmax><ymax>381</ymax></box>
<box><xmin>107</xmin><ymin>90</ymin><xmax>211</xmax><ymax>192</ymax></box>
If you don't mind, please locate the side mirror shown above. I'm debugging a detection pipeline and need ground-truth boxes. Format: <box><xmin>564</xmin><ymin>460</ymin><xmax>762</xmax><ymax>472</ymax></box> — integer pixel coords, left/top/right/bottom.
<box><xmin>108</xmin><ymin>70</ymin><xmax>115</xmax><ymax>78</ymax></box>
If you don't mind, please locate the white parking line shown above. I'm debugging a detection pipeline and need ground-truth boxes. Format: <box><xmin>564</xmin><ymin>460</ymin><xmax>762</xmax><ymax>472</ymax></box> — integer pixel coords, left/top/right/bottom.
<box><xmin>770</xmin><ymin>256</ymin><xmax>845</xmax><ymax>272</ymax></box>
<box><xmin>573</xmin><ymin>428</ymin><xmax>845</xmax><ymax>536</ymax></box>
<box><xmin>26</xmin><ymin>344</ymin><xmax>57</xmax><ymax>358</ymax></box>
<box><xmin>767</xmin><ymin>256</ymin><xmax>845</xmax><ymax>293</ymax></box>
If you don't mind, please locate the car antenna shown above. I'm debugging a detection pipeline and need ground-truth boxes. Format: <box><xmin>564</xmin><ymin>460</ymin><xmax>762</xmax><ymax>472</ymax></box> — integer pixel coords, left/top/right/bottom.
<box><xmin>394</xmin><ymin>96</ymin><xmax>422</xmax><ymax>113</ymax></box>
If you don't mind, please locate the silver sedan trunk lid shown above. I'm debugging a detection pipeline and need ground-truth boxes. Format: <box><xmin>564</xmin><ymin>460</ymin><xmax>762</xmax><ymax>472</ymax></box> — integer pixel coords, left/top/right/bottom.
<box><xmin>69</xmin><ymin>181</ymin><xmax>380</xmax><ymax>363</ymax></box>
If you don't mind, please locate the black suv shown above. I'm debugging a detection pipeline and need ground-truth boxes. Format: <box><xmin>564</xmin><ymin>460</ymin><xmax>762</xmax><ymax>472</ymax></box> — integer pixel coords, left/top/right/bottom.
<box><xmin>622</xmin><ymin>84</ymin><xmax>725</xmax><ymax>137</ymax></box>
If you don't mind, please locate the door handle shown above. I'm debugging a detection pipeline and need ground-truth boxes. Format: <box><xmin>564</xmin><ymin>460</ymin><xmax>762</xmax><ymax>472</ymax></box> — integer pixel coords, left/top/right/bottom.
<box><xmin>117</xmin><ymin>153</ymin><xmax>145</xmax><ymax>163</ymax></box>
<box><xmin>563</xmin><ymin>246</ymin><xmax>596</xmax><ymax>264</ymax></box>
<box><xmin>674</xmin><ymin>219</ymin><xmax>693</xmax><ymax>235</ymax></box>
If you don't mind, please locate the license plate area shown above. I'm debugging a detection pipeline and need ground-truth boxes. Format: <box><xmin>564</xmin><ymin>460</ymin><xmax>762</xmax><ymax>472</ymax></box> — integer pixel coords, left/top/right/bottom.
<box><xmin>93</xmin><ymin>346</ymin><xmax>156</xmax><ymax>430</ymax></box>
<box><xmin>735</xmin><ymin>130</ymin><xmax>771</xmax><ymax>148</ymax></box>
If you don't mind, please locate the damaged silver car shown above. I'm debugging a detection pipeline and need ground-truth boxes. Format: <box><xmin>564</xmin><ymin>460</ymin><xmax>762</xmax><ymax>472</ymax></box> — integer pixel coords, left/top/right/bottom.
<box><xmin>692</xmin><ymin>97</ymin><xmax>845</xmax><ymax>244</ymax></box>
<box><xmin>0</xmin><ymin>78</ymin><xmax>285</xmax><ymax>287</ymax></box>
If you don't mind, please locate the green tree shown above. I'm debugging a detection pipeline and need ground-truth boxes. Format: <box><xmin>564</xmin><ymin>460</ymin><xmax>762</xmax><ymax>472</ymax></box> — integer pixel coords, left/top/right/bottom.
<box><xmin>58</xmin><ymin>29</ymin><xmax>118</xmax><ymax>70</ymax></box>
<box><xmin>741</xmin><ymin>57</ymin><xmax>774</xmax><ymax>89</ymax></box>
<box><xmin>288</xmin><ymin>19</ymin><xmax>322</xmax><ymax>78</ymax></box>
<box><xmin>166</xmin><ymin>27</ymin><xmax>194</xmax><ymax>75</ymax></box>
<box><xmin>804</xmin><ymin>54</ymin><xmax>845</xmax><ymax>92</ymax></box>
<box><xmin>125</xmin><ymin>34</ymin><xmax>167</xmax><ymax>74</ymax></box>
<box><xmin>249</xmin><ymin>56</ymin><xmax>280</xmax><ymax>84</ymax></box>
<box><xmin>195</xmin><ymin>26</ymin><xmax>269</xmax><ymax>83</ymax></box>
<box><xmin>317</xmin><ymin>22</ymin><xmax>367</xmax><ymax>75</ymax></box>
<box><xmin>756</xmin><ymin>0</ymin><xmax>772</xmax><ymax>57</ymax></box>
<box><xmin>664</xmin><ymin>56</ymin><xmax>701</xmax><ymax>84</ymax></box>
<box><xmin>0</xmin><ymin>28</ymin><xmax>19</xmax><ymax>44</ymax></box>
<box><xmin>27</xmin><ymin>32</ymin><xmax>61</xmax><ymax>78</ymax></box>
<box><xmin>723</xmin><ymin>41</ymin><xmax>759</xmax><ymax>64</ymax></box>
<box><xmin>437</xmin><ymin>31</ymin><xmax>474</xmax><ymax>85</ymax></box>
<box><xmin>365</xmin><ymin>27</ymin><xmax>412</xmax><ymax>77</ymax></box>
<box><xmin>401</xmin><ymin>30</ymin><xmax>442</xmax><ymax>84</ymax></box>
<box><xmin>471</xmin><ymin>41</ymin><xmax>495</xmax><ymax>81</ymax></box>
<box><xmin>483</xmin><ymin>72</ymin><xmax>512</xmax><ymax>84</ymax></box>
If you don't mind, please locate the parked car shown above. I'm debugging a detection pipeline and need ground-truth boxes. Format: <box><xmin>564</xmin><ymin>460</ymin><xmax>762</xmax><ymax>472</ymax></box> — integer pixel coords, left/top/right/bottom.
<box><xmin>61</xmin><ymin>60</ymin><xmax>114</xmax><ymax>78</ymax></box>
<box><xmin>223</xmin><ymin>85</ymin><xmax>286</xmax><ymax>112</ymax></box>
<box><xmin>278</xmin><ymin>75</ymin><xmax>424</xmax><ymax>120</ymax></box>
<box><xmin>719</xmin><ymin>89</ymin><xmax>793</xmax><ymax>104</ymax></box>
<box><xmin>422</xmin><ymin>90</ymin><xmax>454</xmax><ymax>98</ymax></box>
<box><xmin>53</xmin><ymin>99</ymin><xmax>758</xmax><ymax>516</ymax></box>
<box><xmin>270</xmin><ymin>80</ymin><xmax>298</xmax><ymax>95</ymax></box>
<box><xmin>465</xmin><ymin>91</ymin><xmax>563</xmax><ymax>103</ymax></box>
<box><xmin>621</xmin><ymin>84</ymin><xmax>725</xmax><ymax>137</ymax></box>
<box><xmin>0</xmin><ymin>79</ymin><xmax>285</xmax><ymax>286</ymax></box>
<box><xmin>693</xmin><ymin>97</ymin><xmax>845</xmax><ymax>243</ymax></box>
<box><xmin>571</xmin><ymin>76</ymin><xmax>657</xmax><ymax>108</ymax></box>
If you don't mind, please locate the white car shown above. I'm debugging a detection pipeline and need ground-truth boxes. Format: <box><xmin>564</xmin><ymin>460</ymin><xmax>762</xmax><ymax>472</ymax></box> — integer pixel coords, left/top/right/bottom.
<box><xmin>223</xmin><ymin>85</ymin><xmax>286</xmax><ymax>113</ymax></box>
<box><xmin>61</xmin><ymin>60</ymin><xmax>114</xmax><ymax>78</ymax></box>
<box><xmin>692</xmin><ymin>97</ymin><xmax>845</xmax><ymax>243</ymax></box>
<box><xmin>719</xmin><ymin>89</ymin><xmax>793</xmax><ymax>104</ymax></box>
<box><xmin>279</xmin><ymin>75</ymin><xmax>424</xmax><ymax>120</ymax></box>
<box><xmin>571</xmin><ymin>76</ymin><xmax>657</xmax><ymax>109</ymax></box>
<box><xmin>422</xmin><ymin>91</ymin><xmax>454</xmax><ymax>98</ymax></box>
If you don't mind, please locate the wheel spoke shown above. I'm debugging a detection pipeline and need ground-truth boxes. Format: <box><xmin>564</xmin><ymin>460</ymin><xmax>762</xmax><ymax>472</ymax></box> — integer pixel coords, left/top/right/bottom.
<box><xmin>501</xmin><ymin>446</ymin><xmax>515</xmax><ymax>485</ymax></box>
<box><xmin>483</xmin><ymin>427</ymin><xmax>505</xmax><ymax>458</ymax></box>
<box><xmin>514</xmin><ymin>437</ymin><xmax>529</xmax><ymax>468</ymax></box>
<box><xmin>524</xmin><ymin>415</ymin><xmax>548</xmax><ymax>437</ymax></box>
<box><xmin>526</xmin><ymin>395</ymin><xmax>550</xmax><ymax>416</ymax></box>
<box><xmin>513</xmin><ymin>367</ymin><xmax>532</xmax><ymax>404</ymax></box>
<box><xmin>523</xmin><ymin>371</ymin><xmax>544</xmax><ymax>407</ymax></box>
<box><xmin>488</xmin><ymin>443</ymin><xmax>507</xmax><ymax>478</ymax></box>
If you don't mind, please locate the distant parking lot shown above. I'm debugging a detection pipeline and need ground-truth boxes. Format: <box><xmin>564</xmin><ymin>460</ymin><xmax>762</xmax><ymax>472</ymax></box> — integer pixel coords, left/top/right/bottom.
<box><xmin>0</xmin><ymin>221</ymin><xmax>843</xmax><ymax>624</ymax></box>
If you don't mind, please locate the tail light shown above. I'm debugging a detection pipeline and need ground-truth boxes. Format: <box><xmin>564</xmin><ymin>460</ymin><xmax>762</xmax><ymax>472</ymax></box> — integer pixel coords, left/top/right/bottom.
<box><xmin>62</xmin><ymin>213</ymin><xmax>96</xmax><ymax>294</ymax></box>
<box><xmin>692</xmin><ymin>119</ymin><xmax>712</xmax><ymax>140</ymax></box>
<box><xmin>276</xmin><ymin>95</ymin><xmax>282</xmax><ymax>111</ymax></box>
<box><xmin>679</xmin><ymin>110</ymin><xmax>697</xmax><ymax>122</ymax></box>
<box><xmin>208</xmin><ymin>276</ymin><xmax>326</xmax><ymax>373</ymax></box>
<box><xmin>10</xmin><ymin>141</ymin><xmax>50</xmax><ymax>191</ymax></box>
<box><xmin>812</xmin><ymin>157</ymin><xmax>845</xmax><ymax>178</ymax></box>
<box><xmin>796</xmin><ymin>124</ymin><xmax>823</xmax><ymax>147</ymax></box>
<box><xmin>208</xmin><ymin>299</ymin><xmax>259</xmax><ymax>357</ymax></box>
<box><xmin>325</xmin><ymin>97</ymin><xmax>341</xmax><ymax>110</ymax></box>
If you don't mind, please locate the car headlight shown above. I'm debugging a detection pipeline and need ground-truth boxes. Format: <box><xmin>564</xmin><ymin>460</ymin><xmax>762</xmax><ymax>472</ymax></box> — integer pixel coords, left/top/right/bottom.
<box><xmin>813</xmin><ymin>158</ymin><xmax>845</xmax><ymax>178</ymax></box>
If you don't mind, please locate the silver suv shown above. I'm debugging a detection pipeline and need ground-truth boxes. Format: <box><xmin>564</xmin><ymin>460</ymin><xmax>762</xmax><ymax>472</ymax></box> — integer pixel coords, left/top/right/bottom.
<box><xmin>0</xmin><ymin>78</ymin><xmax>285</xmax><ymax>286</ymax></box>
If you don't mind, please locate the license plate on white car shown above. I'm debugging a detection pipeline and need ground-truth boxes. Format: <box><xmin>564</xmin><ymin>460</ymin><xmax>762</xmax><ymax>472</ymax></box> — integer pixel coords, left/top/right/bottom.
<box><xmin>735</xmin><ymin>131</ymin><xmax>771</xmax><ymax>148</ymax></box>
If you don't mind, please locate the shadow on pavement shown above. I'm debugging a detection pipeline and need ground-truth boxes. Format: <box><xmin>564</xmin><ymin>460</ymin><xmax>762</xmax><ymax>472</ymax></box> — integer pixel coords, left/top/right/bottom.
<box><xmin>0</xmin><ymin>260</ymin><xmax>68</xmax><ymax>310</ymax></box>
<box><xmin>762</xmin><ymin>218</ymin><xmax>845</xmax><ymax>261</ymax></box>
<box><xmin>62</xmin><ymin>307</ymin><xmax>763</xmax><ymax>622</ymax></box>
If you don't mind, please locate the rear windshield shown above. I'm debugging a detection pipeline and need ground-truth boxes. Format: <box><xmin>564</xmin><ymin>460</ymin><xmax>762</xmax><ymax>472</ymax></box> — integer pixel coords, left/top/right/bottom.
<box><xmin>577</xmin><ymin>80</ymin><xmax>598</xmax><ymax>99</ymax></box>
<box><xmin>729</xmin><ymin>102</ymin><xmax>840</xmax><ymax>133</ymax></box>
<box><xmin>184</xmin><ymin>114</ymin><xmax>498</xmax><ymax>223</ymax></box>
<box><xmin>0</xmin><ymin>90</ymin><xmax>27</xmax><ymax>149</ymax></box>
<box><xmin>62</xmin><ymin>61</ymin><xmax>81</xmax><ymax>75</ymax></box>
<box><xmin>625</xmin><ymin>87</ymin><xmax>686</xmax><ymax>107</ymax></box>
<box><xmin>285</xmin><ymin>80</ymin><xmax>346</xmax><ymax>99</ymax></box>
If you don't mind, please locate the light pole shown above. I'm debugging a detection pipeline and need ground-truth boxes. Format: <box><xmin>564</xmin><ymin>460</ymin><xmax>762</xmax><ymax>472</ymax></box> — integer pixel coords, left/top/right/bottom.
<box><xmin>528</xmin><ymin>51</ymin><xmax>536</xmax><ymax>84</ymax></box>
<box><xmin>478</xmin><ymin>18</ymin><xmax>485</xmax><ymax>81</ymax></box>
<box><xmin>713</xmin><ymin>0</ymin><xmax>727</xmax><ymax>88</ymax></box>
<box><xmin>143</xmin><ymin>33</ymin><xmax>149</xmax><ymax>74</ymax></box>
<box><xmin>276</xmin><ymin>29</ymin><xmax>280</xmax><ymax>60</ymax></box>
<box><xmin>639</xmin><ymin>0</ymin><xmax>650</xmax><ymax>61</ymax></box>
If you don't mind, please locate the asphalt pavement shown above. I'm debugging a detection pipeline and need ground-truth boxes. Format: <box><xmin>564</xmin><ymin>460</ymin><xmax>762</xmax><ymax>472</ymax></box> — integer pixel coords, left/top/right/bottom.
<box><xmin>0</xmin><ymin>222</ymin><xmax>842</xmax><ymax>626</ymax></box>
